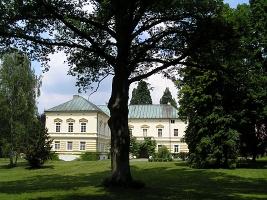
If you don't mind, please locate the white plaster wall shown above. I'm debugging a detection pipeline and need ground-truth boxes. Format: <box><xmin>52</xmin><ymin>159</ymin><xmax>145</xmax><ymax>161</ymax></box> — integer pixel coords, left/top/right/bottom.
<box><xmin>46</xmin><ymin>112</ymin><xmax>98</xmax><ymax>134</ymax></box>
<box><xmin>128</xmin><ymin>118</ymin><xmax>187</xmax><ymax>138</ymax></box>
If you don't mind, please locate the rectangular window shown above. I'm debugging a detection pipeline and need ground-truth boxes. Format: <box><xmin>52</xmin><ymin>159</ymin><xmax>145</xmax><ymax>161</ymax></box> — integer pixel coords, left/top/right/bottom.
<box><xmin>67</xmin><ymin>141</ymin><xmax>73</xmax><ymax>150</ymax></box>
<box><xmin>143</xmin><ymin>129</ymin><xmax>147</xmax><ymax>137</ymax></box>
<box><xmin>81</xmin><ymin>123</ymin><xmax>86</xmax><ymax>132</ymax></box>
<box><xmin>158</xmin><ymin>129</ymin><xmax>162</xmax><ymax>137</ymax></box>
<box><xmin>171</xmin><ymin>119</ymin><xmax>175</xmax><ymax>124</ymax></box>
<box><xmin>68</xmin><ymin>123</ymin><xmax>73</xmax><ymax>132</ymax></box>
<box><xmin>54</xmin><ymin>141</ymin><xmax>60</xmax><ymax>150</ymax></box>
<box><xmin>174</xmin><ymin>145</ymin><xmax>179</xmax><ymax>153</ymax></box>
<box><xmin>80</xmin><ymin>142</ymin><xmax>86</xmax><ymax>151</ymax></box>
<box><xmin>158</xmin><ymin>145</ymin><xmax>162</xmax><ymax>149</ymax></box>
<box><xmin>56</xmin><ymin>123</ymin><xmax>61</xmax><ymax>132</ymax></box>
<box><xmin>174</xmin><ymin>129</ymin><xmax>178</xmax><ymax>136</ymax></box>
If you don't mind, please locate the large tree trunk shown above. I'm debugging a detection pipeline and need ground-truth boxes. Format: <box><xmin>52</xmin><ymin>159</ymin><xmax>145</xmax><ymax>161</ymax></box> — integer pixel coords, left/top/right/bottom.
<box><xmin>106</xmin><ymin>75</ymin><xmax>132</xmax><ymax>186</ymax></box>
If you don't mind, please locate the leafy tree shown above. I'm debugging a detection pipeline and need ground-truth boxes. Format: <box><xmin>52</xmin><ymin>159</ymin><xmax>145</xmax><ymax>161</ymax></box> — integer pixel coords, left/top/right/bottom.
<box><xmin>177</xmin><ymin>2</ymin><xmax>267</xmax><ymax>168</ymax></box>
<box><xmin>157</xmin><ymin>145</ymin><xmax>172</xmax><ymax>160</ymax></box>
<box><xmin>0</xmin><ymin>0</ymin><xmax>226</xmax><ymax>185</ymax></box>
<box><xmin>130</xmin><ymin>136</ymin><xmax>156</xmax><ymax>158</ymax></box>
<box><xmin>160</xmin><ymin>87</ymin><xmax>177</xmax><ymax>108</ymax></box>
<box><xmin>24</xmin><ymin>115</ymin><xmax>53</xmax><ymax>168</ymax></box>
<box><xmin>0</xmin><ymin>50</ymin><xmax>40</xmax><ymax>167</ymax></box>
<box><xmin>138</xmin><ymin>137</ymin><xmax>156</xmax><ymax>158</ymax></box>
<box><xmin>130</xmin><ymin>80</ymin><xmax>152</xmax><ymax>105</ymax></box>
<box><xmin>129</xmin><ymin>136</ymin><xmax>140</xmax><ymax>157</ymax></box>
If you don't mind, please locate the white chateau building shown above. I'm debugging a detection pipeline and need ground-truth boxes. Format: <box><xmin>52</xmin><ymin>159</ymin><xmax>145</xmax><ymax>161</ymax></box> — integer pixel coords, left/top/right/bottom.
<box><xmin>45</xmin><ymin>95</ymin><xmax>188</xmax><ymax>160</ymax></box>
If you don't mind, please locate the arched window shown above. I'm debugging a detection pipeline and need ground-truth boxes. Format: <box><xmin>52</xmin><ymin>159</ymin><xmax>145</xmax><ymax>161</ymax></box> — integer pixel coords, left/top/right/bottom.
<box><xmin>68</xmin><ymin>123</ymin><xmax>74</xmax><ymax>132</ymax></box>
<box><xmin>79</xmin><ymin>118</ymin><xmax>88</xmax><ymax>133</ymax></box>
<box><xmin>54</xmin><ymin>118</ymin><xmax>62</xmax><ymax>132</ymax></box>
<box><xmin>81</xmin><ymin>123</ymin><xmax>86</xmax><ymax>132</ymax></box>
<box><xmin>66</xmin><ymin>118</ymin><xmax>75</xmax><ymax>133</ymax></box>
<box><xmin>141</xmin><ymin>125</ymin><xmax>149</xmax><ymax>137</ymax></box>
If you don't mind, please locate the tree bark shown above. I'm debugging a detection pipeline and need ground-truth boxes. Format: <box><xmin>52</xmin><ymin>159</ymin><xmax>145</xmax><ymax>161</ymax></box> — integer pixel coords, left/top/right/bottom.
<box><xmin>107</xmin><ymin>75</ymin><xmax>132</xmax><ymax>186</ymax></box>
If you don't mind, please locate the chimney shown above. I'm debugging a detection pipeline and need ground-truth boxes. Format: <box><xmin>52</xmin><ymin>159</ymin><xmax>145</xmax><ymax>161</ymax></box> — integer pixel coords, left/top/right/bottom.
<box><xmin>73</xmin><ymin>95</ymin><xmax>79</xmax><ymax>99</ymax></box>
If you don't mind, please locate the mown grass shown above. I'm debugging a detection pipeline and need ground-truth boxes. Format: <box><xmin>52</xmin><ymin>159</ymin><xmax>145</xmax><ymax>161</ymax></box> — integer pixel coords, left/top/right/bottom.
<box><xmin>0</xmin><ymin>158</ymin><xmax>266</xmax><ymax>200</ymax></box>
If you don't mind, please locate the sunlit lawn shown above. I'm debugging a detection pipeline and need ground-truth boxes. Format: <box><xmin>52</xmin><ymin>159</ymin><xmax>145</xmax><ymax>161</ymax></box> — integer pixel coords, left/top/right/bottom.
<box><xmin>0</xmin><ymin>158</ymin><xmax>266</xmax><ymax>200</ymax></box>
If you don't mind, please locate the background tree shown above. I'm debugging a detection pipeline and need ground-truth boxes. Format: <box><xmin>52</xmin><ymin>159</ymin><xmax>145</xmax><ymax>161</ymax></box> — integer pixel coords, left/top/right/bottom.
<box><xmin>0</xmin><ymin>0</ymin><xmax>226</xmax><ymax>185</ymax></box>
<box><xmin>0</xmin><ymin>50</ymin><xmax>40</xmax><ymax>167</ymax></box>
<box><xmin>177</xmin><ymin>2</ymin><xmax>267</xmax><ymax>168</ymax></box>
<box><xmin>130</xmin><ymin>80</ymin><xmax>152</xmax><ymax>105</ymax></box>
<box><xmin>160</xmin><ymin>87</ymin><xmax>177</xmax><ymax>108</ymax></box>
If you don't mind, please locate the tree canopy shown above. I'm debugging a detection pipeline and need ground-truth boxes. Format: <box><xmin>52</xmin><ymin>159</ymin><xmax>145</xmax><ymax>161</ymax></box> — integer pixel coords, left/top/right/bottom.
<box><xmin>177</xmin><ymin>1</ymin><xmax>267</xmax><ymax>168</ymax></box>
<box><xmin>130</xmin><ymin>80</ymin><xmax>152</xmax><ymax>105</ymax></box>
<box><xmin>0</xmin><ymin>0</ymin><xmax>229</xmax><ymax>186</ymax></box>
<box><xmin>0</xmin><ymin>50</ymin><xmax>40</xmax><ymax>166</ymax></box>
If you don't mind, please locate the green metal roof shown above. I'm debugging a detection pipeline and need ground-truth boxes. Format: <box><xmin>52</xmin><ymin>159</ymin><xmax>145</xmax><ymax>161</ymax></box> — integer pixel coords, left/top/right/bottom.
<box><xmin>46</xmin><ymin>95</ymin><xmax>178</xmax><ymax>119</ymax></box>
<box><xmin>98</xmin><ymin>104</ymin><xmax>179</xmax><ymax>119</ymax></box>
<box><xmin>46</xmin><ymin>95</ymin><xmax>102</xmax><ymax>112</ymax></box>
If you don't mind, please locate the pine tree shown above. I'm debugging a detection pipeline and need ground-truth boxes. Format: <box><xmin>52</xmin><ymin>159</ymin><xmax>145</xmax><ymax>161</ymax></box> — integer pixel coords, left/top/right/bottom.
<box><xmin>130</xmin><ymin>80</ymin><xmax>152</xmax><ymax>105</ymax></box>
<box><xmin>160</xmin><ymin>87</ymin><xmax>177</xmax><ymax>108</ymax></box>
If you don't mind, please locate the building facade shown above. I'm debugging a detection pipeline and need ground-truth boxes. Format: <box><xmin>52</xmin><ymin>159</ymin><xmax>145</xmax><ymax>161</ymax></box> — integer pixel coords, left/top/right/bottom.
<box><xmin>45</xmin><ymin>95</ymin><xmax>188</xmax><ymax>160</ymax></box>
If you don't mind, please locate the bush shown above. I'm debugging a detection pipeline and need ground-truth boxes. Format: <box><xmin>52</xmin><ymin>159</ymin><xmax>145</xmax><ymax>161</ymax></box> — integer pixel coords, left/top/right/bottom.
<box><xmin>80</xmin><ymin>152</ymin><xmax>100</xmax><ymax>161</ymax></box>
<box><xmin>178</xmin><ymin>152</ymin><xmax>189</xmax><ymax>161</ymax></box>
<box><xmin>130</xmin><ymin>136</ymin><xmax>156</xmax><ymax>158</ymax></box>
<box><xmin>50</xmin><ymin>152</ymin><xmax>60</xmax><ymax>161</ymax></box>
<box><xmin>149</xmin><ymin>145</ymin><xmax>173</xmax><ymax>162</ymax></box>
<box><xmin>24</xmin><ymin>120</ymin><xmax>52</xmax><ymax>168</ymax></box>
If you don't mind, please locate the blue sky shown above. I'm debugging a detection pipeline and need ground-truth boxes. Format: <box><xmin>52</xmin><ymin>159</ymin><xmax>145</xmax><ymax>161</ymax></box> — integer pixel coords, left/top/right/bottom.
<box><xmin>34</xmin><ymin>0</ymin><xmax>249</xmax><ymax>113</ymax></box>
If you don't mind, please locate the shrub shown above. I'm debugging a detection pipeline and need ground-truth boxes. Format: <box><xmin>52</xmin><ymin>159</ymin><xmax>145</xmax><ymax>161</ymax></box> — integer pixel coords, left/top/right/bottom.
<box><xmin>149</xmin><ymin>145</ymin><xmax>173</xmax><ymax>162</ymax></box>
<box><xmin>80</xmin><ymin>152</ymin><xmax>100</xmax><ymax>161</ymax></box>
<box><xmin>178</xmin><ymin>152</ymin><xmax>189</xmax><ymax>161</ymax></box>
<box><xmin>130</xmin><ymin>136</ymin><xmax>156</xmax><ymax>158</ymax></box>
<box><xmin>24</xmin><ymin>120</ymin><xmax>52</xmax><ymax>168</ymax></box>
<box><xmin>50</xmin><ymin>152</ymin><xmax>60</xmax><ymax>161</ymax></box>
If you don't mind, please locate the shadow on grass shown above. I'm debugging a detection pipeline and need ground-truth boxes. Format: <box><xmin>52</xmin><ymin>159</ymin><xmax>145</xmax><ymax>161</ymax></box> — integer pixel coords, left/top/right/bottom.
<box><xmin>237</xmin><ymin>160</ymin><xmax>267</xmax><ymax>169</ymax></box>
<box><xmin>0</xmin><ymin>162</ymin><xmax>266</xmax><ymax>200</ymax></box>
<box><xmin>25</xmin><ymin>165</ymin><xmax>55</xmax><ymax>170</ymax></box>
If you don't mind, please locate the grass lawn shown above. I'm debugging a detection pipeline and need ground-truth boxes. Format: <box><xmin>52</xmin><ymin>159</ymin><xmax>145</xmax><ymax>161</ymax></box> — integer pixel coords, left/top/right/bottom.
<box><xmin>0</xmin><ymin>158</ymin><xmax>266</xmax><ymax>200</ymax></box>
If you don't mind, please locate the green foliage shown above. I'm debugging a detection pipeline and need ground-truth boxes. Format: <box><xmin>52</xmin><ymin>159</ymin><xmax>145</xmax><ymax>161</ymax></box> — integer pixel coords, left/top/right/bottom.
<box><xmin>130</xmin><ymin>137</ymin><xmax>156</xmax><ymax>158</ymax></box>
<box><xmin>50</xmin><ymin>153</ymin><xmax>60</xmax><ymax>161</ymax></box>
<box><xmin>177</xmin><ymin>152</ymin><xmax>189</xmax><ymax>161</ymax></box>
<box><xmin>130</xmin><ymin>80</ymin><xmax>152</xmax><ymax>105</ymax></box>
<box><xmin>130</xmin><ymin>136</ymin><xmax>140</xmax><ymax>157</ymax></box>
<box><xmin>160</xmin><ymin>87</ymin><xmax>177</xmax><ymax>108</ymax></box>
<box><xmin>0</xmin><ymin>50</ymin><xmax>40</xmax><ymax>167</ymax></box>
<box><xmin>139</xmin><ymin>137</ymin><xmax>156</xmax><ymax>158</ymax></box>
<box><xmin>24</xmin><ymin>117</ymin><xmax>53</xmax><ymax>168</ymax></box>
<box><xmin>80</xmin><ymin>152</ymin><xmax>100</xmax><ymax>161</ymax></box>
<box><xmin>149</xmin><ymin>146</ymin><xmax>173</xmax><ymax>162</ymax></box>
<box><xmin>0</xmin><ymin>0</ymin><xmax>238</xmax><ymax>183</ymax></box>
<box><xmin>177</xmin><ymin>2</ymin><xmax>267</xmax><ymax>168</ymax></box>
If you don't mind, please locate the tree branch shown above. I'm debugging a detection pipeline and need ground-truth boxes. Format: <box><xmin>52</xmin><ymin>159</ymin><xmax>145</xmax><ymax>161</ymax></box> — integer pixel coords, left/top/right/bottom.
<box><xmin>41</xmin><ymin>2</ymin><xmax>116</xmax><ymax>66</ymax></box>
<box><xmin>67</xmin><ymin>15</ymin><xmax>117</xmax><ymax>39</ymax></box>
<box><xmin>129</xmin><ymin>54</ymin><xmax>187</xmax><ymax>83</ymax></box>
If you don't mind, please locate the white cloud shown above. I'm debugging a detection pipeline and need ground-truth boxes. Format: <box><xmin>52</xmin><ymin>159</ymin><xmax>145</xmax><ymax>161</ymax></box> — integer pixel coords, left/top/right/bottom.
<box><xmin>35</xmin><ymin>52</ymin><xmax>178</xmax><ymax>113</ymax></box>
